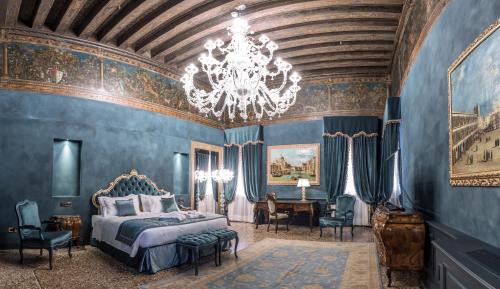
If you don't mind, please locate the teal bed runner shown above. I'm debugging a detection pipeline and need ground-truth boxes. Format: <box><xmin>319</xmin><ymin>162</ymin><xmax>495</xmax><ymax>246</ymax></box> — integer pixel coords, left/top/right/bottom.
<box><xmin>116</xmin><ymin>214</ymin><xmax>226</xmax><ymax>246</ymax></box>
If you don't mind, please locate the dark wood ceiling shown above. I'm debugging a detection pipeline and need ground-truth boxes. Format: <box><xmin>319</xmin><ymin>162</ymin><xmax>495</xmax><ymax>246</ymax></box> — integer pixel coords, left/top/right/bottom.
<box><xmin>2</xmin><ymin>0</ymin><xmax>407</xmax><ymax>80</ymax></box>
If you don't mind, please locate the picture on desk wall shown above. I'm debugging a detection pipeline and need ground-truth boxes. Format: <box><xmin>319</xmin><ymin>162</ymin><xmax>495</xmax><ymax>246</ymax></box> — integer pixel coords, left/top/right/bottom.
<box><xmin>448</xmin><ymin>20</ymin><xmax>500</xmax><ymax>186</ymax></box>
<box><xmin>267</xmin><ymin>144</ymin><xmax>320</xmax><ymax>185</ymax></box>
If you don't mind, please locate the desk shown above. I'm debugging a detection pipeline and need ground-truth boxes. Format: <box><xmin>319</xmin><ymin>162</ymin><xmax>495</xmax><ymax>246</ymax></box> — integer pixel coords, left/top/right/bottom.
<box><xmin>254</xmin><ymin>199</ymin><xmax>319</xmax><ymax>232</ymax></box>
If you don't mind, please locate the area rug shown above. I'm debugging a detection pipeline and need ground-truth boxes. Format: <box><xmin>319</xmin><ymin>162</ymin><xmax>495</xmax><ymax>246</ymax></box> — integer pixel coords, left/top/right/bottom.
<box><xmin>141</xmin><ymin>238</ymin><xmax>382</xmax><ymax>289</ymax></box>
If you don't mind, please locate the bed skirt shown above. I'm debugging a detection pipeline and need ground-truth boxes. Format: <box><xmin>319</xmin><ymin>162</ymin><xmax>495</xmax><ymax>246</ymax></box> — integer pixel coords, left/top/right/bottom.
<box><xmin>91</xmin><ymin>238</ymin><xmax>230</xmax><ymax>273</ymax></box>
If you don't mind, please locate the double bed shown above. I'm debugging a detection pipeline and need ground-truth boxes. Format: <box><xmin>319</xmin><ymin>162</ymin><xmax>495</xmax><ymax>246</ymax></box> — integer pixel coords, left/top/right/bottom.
<box><xmin>90</xmin><ymin>169</ymin><xmax>228</xmax><ymax>273</ymax></box>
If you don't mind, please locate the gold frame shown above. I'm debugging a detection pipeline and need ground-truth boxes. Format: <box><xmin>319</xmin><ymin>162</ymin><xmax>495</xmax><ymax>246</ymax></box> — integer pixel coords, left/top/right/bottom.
<box><xmin>190</xmin><ymin>141</ymin><xmax>224</xmax><ymax>213</ymax></box>
<box><xmin>91</xmin><ymin>169</ymin><xmax>170</xmax><ymax>214</ymax></box>
<box><xmin>448</xmin><ymin>19</ymin><xmax>500</xmax><ymax>186</ymax></box>
<box><xmin>267</xmin><ymin>143</ymin><xmax>320</xmax><ymax>186</ymax></box>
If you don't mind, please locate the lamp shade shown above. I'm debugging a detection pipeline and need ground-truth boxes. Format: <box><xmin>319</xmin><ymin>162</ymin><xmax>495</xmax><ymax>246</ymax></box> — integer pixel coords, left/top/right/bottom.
<box><xmin>297</xmin><ymin>178</ymin><xmax>310</xmax><ymax>188</ymax></box>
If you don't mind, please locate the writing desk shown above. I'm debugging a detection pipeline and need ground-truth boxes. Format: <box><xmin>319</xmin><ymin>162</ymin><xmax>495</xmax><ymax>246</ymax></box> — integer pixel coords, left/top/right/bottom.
<box><xmin>253</xmin><ymin>199</ymin><xmax>320</xmax><ymax>232</ymax></box>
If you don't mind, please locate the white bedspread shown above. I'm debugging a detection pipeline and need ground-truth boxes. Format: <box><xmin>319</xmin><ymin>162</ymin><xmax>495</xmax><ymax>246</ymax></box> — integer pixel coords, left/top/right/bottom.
<box><xmin>91</xmin><ymin>212</ymin><xmax>227</xmax><ymax>257</ymax></box>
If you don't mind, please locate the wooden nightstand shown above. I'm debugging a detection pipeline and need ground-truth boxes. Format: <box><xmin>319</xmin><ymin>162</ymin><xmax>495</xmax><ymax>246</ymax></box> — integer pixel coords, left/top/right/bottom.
<box><xmin>49</xmin><ymin>215</ymin><xmax>82</xmax><ymax>246</ymax></box>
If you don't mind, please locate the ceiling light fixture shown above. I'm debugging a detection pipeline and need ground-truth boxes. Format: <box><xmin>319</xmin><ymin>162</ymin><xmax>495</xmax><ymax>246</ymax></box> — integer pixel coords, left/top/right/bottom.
<box><xmin>180</xmin><ymin>6</ymin><xmax>301</xmax><ymax>122</ymax></box>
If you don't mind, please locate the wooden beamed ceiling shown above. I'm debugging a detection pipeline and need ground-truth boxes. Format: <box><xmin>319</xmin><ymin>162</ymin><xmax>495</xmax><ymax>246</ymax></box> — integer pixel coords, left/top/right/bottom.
<box><xmin>4</xmin><ymin>0</ymin><xmax>406</xmax><ymax>80</ymax></box>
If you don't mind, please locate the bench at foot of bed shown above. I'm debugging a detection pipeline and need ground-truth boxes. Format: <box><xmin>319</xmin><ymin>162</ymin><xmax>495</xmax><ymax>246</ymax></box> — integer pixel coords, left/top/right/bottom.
<box><xmin>176</xmin><ymin>233</ymin><xmax>219</xmax><ymax>276</ymax></box>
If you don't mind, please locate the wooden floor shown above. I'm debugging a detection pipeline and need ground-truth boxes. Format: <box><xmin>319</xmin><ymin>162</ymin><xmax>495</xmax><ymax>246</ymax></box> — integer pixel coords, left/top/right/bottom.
<box><xmin>0</xmin><ymin>222</ymin><xmax>423</xmax><ymax>289</ymax></box>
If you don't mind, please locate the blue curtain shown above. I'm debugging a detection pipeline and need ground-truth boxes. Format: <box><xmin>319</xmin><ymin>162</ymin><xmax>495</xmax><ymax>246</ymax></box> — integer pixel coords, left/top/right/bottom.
<box><xmin>195</xmin><ymin>151</ymin><xmax>209</xmax><ymax>200</ymax></box>
<box><xmin>210</xmin><ymin>152</ymin><xmax>219</xmax><ymax>202</ymax></box>
<box><xmin>223</xmin><ymin>145</ymin><xmax>239</xmax><ymax>204</ymax></box>
<box><xmin>224</xmin><ymin>125</ymin><xmax>263</xmax><ymax>204</ymax></box>
<box><xmin>378</xmin><ymin>97</ymin><xmax>401</xmax><ymax>203</ymax></box>
<box><xmin>324</xmin><ymin>135</ymin><xmax>349</xmax><ymax>202</ymax></box>
<box><xmin>242</xmin><ymin>143</ymin><xmax>262</xmax><ymax>203</ymax></box>
<box><xmin>323</xmin><ymin>116</ymin><xmax>380</xmax><ymax>204</ymax></box>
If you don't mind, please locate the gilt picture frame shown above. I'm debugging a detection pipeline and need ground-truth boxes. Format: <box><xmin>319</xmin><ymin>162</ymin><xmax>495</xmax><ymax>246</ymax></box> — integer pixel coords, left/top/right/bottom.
<box><xmin>267</xmin><ymin>143</ymin><xmax>320</xmax><ymax>186</ymax></box>
<box><xmin>448</xmin><ymin>20</ymin><xmax>500</xmax><ymax>186</ymax></box>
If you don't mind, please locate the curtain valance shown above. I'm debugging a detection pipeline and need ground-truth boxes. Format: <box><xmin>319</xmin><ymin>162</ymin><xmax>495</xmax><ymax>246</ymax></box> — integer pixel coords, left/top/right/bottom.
<box><xmin>323</xmin><ymin>116</ymin><xmax>380</xmax><ymax>138</ymax></box>
<box><xmin>224</xmin><ymin>125</ymin><xmax>263</xmax><ymax>146</ymax></box>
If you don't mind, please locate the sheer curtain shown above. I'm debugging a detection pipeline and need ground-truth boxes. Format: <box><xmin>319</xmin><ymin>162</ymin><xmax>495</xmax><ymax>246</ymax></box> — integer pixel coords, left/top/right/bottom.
<box><xmin>198</xmin><ymin>155</ymin><xmax>217</xmax><ymax>214</ymax></box>
<box><xmin>344</xmin><ymin>139</ymin><xmax>370</xmax><ymax>226</ymax></box>
<box><xmin>228</xmin><ymin>147</ymin><xmax>254</xmax><ymax>222</ymax></box>
<box><xmin>388</xmin><ymin>151</ymin><xmax>402</xmax><ymax>206</ymax></box>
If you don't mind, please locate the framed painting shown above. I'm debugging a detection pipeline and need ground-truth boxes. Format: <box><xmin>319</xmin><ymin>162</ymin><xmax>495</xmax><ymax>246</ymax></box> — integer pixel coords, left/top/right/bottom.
<box><xmin>267</xmin><ymin>143</ymin><xmax>320</xmax><ymax>185</ymax></box>
<box><xmin>448</xmin><ymin>20</ymin><xmax>500</xmax><ymax>186</ymax></box>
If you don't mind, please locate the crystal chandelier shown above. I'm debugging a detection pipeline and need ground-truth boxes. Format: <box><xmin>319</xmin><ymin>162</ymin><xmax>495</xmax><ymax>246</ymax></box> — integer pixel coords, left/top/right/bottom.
<box><xmin>180</xmin><ymin>8</ymin><xmax>301</xmax><ymax>122</ymax></box>
<box><xmin>194</xmin><ymin>169</ymin><xmax>234</xmax><ymax>183</ymax></box>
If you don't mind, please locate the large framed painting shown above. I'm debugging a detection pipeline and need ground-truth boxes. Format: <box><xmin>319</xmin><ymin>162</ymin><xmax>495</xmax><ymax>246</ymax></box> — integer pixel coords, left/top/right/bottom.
<box><xmin>267</xmin><ymin>144</ymin><xmax>320</xmax><ymax>185</ymax></box>
<box><xmin>448</xmin><ymin>20</ymin><xmax>500</xmax><ymax>186</ymax></box>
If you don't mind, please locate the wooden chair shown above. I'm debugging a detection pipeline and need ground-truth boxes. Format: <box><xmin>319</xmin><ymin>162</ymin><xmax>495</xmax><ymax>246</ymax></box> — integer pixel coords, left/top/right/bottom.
<box><xmin>266</xmin><ymin>192</ymin><xmax>291</xmax><ymax>233</ymax></box>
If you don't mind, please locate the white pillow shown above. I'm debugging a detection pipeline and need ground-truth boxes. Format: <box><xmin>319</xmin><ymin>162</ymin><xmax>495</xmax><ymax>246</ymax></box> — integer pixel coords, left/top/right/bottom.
<box><xmin>140</xmin><ymin>193</ymin><xmax>173</xmax><ymax>213</ymax></box>
<box><xmin>98</xmin><ymin>194</ymin><xmax>140</xmax><ymax>217</ymax></box>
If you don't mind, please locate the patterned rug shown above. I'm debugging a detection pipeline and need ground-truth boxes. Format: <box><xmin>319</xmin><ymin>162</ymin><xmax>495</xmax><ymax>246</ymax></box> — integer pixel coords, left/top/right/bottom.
<box><xmin>141</xmin><ymin>238</ymin><xmax>382</xmax><ymax>289</ymax></box>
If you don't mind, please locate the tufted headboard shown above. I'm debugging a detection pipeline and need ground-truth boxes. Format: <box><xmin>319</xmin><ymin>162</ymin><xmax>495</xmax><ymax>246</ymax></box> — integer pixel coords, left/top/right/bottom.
<box><xmin>91</xmin><ymin>169</ymin><xmax>169</xmax><ymax>212</ymax></box>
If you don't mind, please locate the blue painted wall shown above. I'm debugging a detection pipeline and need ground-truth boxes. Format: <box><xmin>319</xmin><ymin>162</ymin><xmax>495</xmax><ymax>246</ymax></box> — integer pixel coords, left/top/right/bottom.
<box><xmin>0</xmin><ymin>90</ymin><xmax>223</xmax><ymax>245</ymax></box>
<box><xmin>262</xmin><ymin>120</ymin><xmax>327</xmax><ymax>200</ymax></box>
<box><xmin>400</xmin><ymin>0</ymin><xmax>500</xmax><ymax>248</ymax></box>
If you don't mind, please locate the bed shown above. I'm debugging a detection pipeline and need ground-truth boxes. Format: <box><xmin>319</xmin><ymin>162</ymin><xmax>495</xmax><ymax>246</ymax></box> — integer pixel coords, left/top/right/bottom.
<box><xmin>90</xmin><ymin>169</ymin><xmax>228</xmax><ymax>273</ymax></box>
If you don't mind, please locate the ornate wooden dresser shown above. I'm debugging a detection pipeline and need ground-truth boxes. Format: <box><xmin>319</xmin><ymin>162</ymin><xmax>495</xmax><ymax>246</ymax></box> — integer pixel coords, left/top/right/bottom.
<box><xmin>49</xmin><ymin>215</ymin><xmax>82</xmax><ymax>246</ymax></box>
<box><xmin>372</xmin><ymin>205</ymin><xmax>425</xmax><ymax>286</ymax></box>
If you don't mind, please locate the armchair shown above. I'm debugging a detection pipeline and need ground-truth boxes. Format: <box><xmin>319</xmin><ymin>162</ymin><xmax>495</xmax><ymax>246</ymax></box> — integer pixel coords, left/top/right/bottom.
<box><xmin>319</xmin><ymin>195</ymin><xmax>356</xmax><ymax>241</ymax></box>
<box><xmin>15</xmin><ymin>200</ymin><xmax>73</xmax><ymax>269</ymax></box>
<box><xmin>266</xmin><ymin>192</ymin><xmax>291</xmax><ymax>233</ymax></box>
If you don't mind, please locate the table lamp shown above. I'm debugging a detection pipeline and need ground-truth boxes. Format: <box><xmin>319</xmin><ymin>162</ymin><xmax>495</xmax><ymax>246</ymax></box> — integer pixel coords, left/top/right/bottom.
<box><xmin>297</xmin><ymin>178</ymin><xmax>310</xmax><ymax>201</ymax></box>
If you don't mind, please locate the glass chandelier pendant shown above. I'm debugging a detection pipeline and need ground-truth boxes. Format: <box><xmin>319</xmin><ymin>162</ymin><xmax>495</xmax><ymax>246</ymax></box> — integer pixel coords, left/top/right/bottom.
<box><xmin>180</xmin><ymin>12</ymin><xmax>301</xmax><ymax>122</ymax></box>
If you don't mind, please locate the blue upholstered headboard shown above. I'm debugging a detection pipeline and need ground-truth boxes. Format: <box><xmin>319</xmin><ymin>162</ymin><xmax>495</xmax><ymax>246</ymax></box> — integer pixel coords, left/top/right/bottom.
<box><xmin>91</xmin><ymin>169</ymin><xmax>169</xmax><ymax>211</ymax></box>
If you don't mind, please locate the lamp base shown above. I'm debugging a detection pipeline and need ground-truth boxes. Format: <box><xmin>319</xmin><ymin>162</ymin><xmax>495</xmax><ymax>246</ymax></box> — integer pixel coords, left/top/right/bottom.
<box><xmin>301</xmin><ymin>187</ymin><xmax>306</xmax><ymax>201</ymax></box>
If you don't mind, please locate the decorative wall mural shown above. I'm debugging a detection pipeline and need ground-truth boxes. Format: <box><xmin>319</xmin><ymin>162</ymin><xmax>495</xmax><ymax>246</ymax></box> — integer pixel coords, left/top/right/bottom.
<box><xmin>392</xmin><ymin>0</ymin><xmax>447</xmax><ymax>96</ymax></box>
<box><xmin>0</xmin><ymin>43</ymin><xmax>3</xmax><ymax>76</ymax></box>
<box><xmin>104</xmin><ymin>59</ymin><xmax>188</xmax><ymax>111</ymax></box>
<box><xmin>7</xmin><ymin>43</ymin><xmax>100</xmax><ymax>87</ymax></box>
<box><xmin>267</xmin><ymin>144</ymin><xmax>320</xmax><ymax>185</ymax></box>
<box><xmin>283</xmin><ymin>80</ymin><xmax>388</xmax><ymax>118</ymax></box>
<box><xmin>448</xmin><ymin>21</ymin><xmax>500</xmax><ymax>186</ymax></box>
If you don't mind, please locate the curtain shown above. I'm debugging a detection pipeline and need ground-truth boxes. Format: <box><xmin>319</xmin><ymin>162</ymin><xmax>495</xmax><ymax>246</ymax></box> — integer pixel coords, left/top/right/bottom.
<box><xmin>195</xmin><ymin>151</ymin><xmax>209</xmax><ymax>200</ymax></box>
<box><xmin>324</xmin><ymin>135</ymin><xmax>349</xmax><ymax>202</ymax></box>
<box><xmin>352</xmin><ymin>135</ymin><xmax>378</xmax><ymax>205</ymax></box>
<box><xmin>223</xmin><ymin>145</ymin><xmax>239</xmax><ymax>204</ymax></box>
<box><xmin>378</xmin><ymin>97</ymin><xmax>401</xmax><ymax>203</ymax></box>
<box><xmin>242</xmin><ymin>143</ymin><xmax>262</xmax><ymax>203</ymax></box>
<box><xmin>345</xmin><ymin>139</ymin><xmax>370</xmax><ymax>226</ymax></box>
<box><xmin>387</xmin><ymin>151</ymin><xmax>402</xmax><ymax>206</ymax></box>
<box><xmin>210</xmin><ymin>151</ymin><xmax>219</xmax><ymax>202</ymax></box>
<box><xmin>228</xmin><ymin>147</ymin><xmax>254</xmax><ymax>222</ymax></box>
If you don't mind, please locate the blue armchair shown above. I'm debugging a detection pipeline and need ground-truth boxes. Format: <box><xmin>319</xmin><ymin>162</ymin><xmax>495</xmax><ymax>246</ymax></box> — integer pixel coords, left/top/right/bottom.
<box><xmin>319</xmin><ymin>195</ymin><xmax>356</xmax><ymax>241</ymax></box>
<box><xmin>15</xmin><ymin>200</ymin><xmax>73</xmax><ymax>269</ymax></box>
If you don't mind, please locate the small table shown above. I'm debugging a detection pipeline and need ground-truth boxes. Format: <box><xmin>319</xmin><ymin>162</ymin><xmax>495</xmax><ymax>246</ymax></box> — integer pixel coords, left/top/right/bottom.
<box><xmin>49</xmin><ymin>215</ymin><xmax>82</xmax><ymax>246</ymax></box>
<box><xmin>254</xmin><ymin>199</ymin><xmax>319</xmax><ymax>232</ymax></box>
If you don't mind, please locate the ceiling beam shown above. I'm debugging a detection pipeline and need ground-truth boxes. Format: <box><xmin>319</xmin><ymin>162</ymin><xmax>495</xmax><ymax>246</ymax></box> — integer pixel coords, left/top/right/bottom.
<box><xmin>116</xmin><ymin>0</ymin><xmax>223</xmax><ymax>49</ymax></box>
<box><xmin>140</xmin><ymin>0</ymin><xmax>402</xmax><ymax>56</ymax></box>
<box><xmin>154</xmin><ymin>9</ymin><xmax>400</xmax><ymax>61</ymax></box>
<box><xmin>54</xmin><ymin>0</ymin><xmax>86</xmax><ymax>33</ymax></box>
<box><xmin>1</xmin><ymin>0</ymin><xmax>22</xmax><ymax>26</ymax></box>
<box><xmin>76</xmin><ymin>0</ymin><xmax>128</xmax><ymax>37</ymax></box>
<box><xmin>95</xmin><ymin>0</ymin><xmax>162</xmax><ymax>42</ymax></box>
<box><xmin>31</xmin><ymin>0</ymin><xmax>55</xmax><ymax>29</ymax></box>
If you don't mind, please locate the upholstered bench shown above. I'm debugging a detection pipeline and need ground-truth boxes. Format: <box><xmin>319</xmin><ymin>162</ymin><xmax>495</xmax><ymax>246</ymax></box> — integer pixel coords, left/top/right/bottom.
<box><xmin>208</xmin><ymin>228</ymin><xmax>239</xmax><ymax>265</ymax></box>
<box><xmin>176</xmin><ymin>233</ymin><xmax>219</xmax><ymax>275</ymax></box>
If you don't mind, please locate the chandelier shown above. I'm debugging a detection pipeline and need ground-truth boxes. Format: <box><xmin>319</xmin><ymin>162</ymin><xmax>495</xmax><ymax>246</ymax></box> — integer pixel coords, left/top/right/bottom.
<box><xmin>180</xmin><ymin>9</ymin><xmax>301</xmax><ymax>122</ymax></box>
<box><xmin>194</xmin><ymin>169</ymin><xmax>234</xmax><ymax>183</ymax></box>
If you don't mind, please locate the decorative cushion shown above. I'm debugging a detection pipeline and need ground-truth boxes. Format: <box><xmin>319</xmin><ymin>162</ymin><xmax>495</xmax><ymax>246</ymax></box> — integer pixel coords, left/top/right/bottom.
<box><xmin>177</xmin><ymin>233</ymin><xmax>218</xmax><ymax>246</ymax></box>
<box><xmin>98</xmin><ymin>194</ymin><xmax>140</xmax><ymax>217</ymax></box>
<box><xmin>161</xmin><ymin>195</ymin><xmax>179</xmax><ymax>213</ymax></box>
<box><xmin>140</xmin><ymin>193</ymin><xmax>171</xmax><ymax>213</ymax></box>
<box><xmin>115</xmin><ymin>199</ymin><xmax>137</xmax><ymax>216</ymax></box>
<box><xmin>208</xmin><ymin>229</ymin><xmax>237</xmax><ymax>240</ymax></box>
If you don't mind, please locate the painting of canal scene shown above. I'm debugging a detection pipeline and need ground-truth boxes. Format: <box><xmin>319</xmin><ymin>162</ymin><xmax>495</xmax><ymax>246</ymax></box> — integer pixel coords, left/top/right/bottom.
<box><xmin>449</xmin><ymin>22</ymin><xmax>500</xmax><ymax>186</ymax></box>
<box><xmin>267</xmin><ymin>144</ymin><xmax>320</xmax><ymax>185</ymax></box>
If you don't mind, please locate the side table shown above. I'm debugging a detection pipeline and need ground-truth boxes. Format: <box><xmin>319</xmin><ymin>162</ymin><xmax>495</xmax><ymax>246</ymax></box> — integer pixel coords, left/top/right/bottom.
<box><xmin>49</xmin><ymin>215</ymin><xmax>82</xmax><ymax>246</ymax></box>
